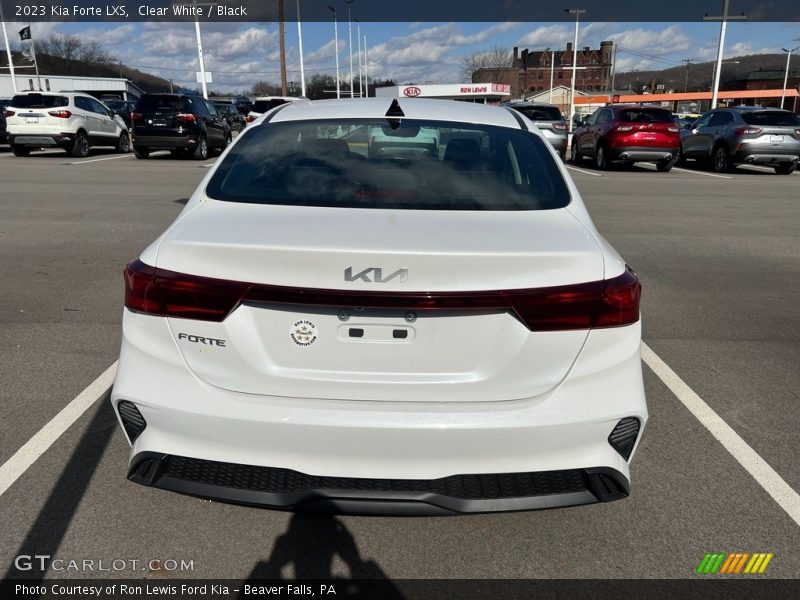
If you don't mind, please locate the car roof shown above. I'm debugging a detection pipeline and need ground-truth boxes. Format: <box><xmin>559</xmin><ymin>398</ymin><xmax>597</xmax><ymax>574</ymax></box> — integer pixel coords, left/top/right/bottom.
<box><xmin>267</xmin><ymin>98</ymin><xmax>524</xmax><ymax>130</ymax></box>
<box><xmin>253</xmin><ymin>96</ymin><xmax>302</xmax><ymax>101</ymax></box>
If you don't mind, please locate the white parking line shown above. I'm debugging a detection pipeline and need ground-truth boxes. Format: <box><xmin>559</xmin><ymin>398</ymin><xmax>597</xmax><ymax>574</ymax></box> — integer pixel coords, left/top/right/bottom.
<box><xmin>641</xmin><ymin>342</ymin><xmax>800</xmax><ymax>528</ymax></box>
<box><xmin>68</xmin><ymin>155</ymin><xmax>134</xmax><ymax>166</ymax></box>
<box><xmin>672</xmin><ymin>167</ymin><xmax>733</xmax><ymax>179</ymax></box>
<box><xmin>566</xmin><ymin>165</ymin><xmax>603</xmax><ymax>177</ymax></box>
<box><xmin>0</xmin><ymin>361</ymin><xmax>117</xmax><ymax>498</ymax></box>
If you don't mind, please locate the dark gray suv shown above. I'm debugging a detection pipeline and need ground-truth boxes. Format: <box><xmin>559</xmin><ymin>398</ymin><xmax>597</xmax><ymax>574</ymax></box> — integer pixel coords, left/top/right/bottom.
<box><xmin>679</xmin><ymin>106</ymin><xmax>800</xmax><ymax>174</ymax></box>
<box><xmin>506</xmin><ymin>102</ymin><xmax>568</xmax><ymax>160</ymax></box>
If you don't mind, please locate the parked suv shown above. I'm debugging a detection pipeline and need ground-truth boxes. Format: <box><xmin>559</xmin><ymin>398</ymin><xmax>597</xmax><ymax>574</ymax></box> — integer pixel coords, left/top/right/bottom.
<box><xmin>0</xmin><ymin>98</ymin><xmax>9</xmax><ymax>145</ymax></box>
<box><xmin>4</xmin><ymin>92</ymin><xmax>130</xmax><ymax>157</ymax></box>
<box><xmin>506</xmin><ymin>101</ymin><xmax>568</xmax><ymax>159</ymax></box>
<box><xmin>245</xmin><ymin>96</ymin><xmax>305</xmax><ymax>124</ymax></box>
<box><xmin>212</xmin><ymin>102</ymin><xmax>246</xmax><ymax>131</ymax></box>
<box><xmin>679</xmin><ymin>107</ymin><xmax>800</xmax><ymax>174</ymax></box>
<box><xmin>130</xmin><ymin>93</ymin><xmax>231</xmax><ymax>160</ymax></box>
<box><xmin>571</xmin><ymin>104</ymin><xmax>680</xmax><ymax>171</ymax></box>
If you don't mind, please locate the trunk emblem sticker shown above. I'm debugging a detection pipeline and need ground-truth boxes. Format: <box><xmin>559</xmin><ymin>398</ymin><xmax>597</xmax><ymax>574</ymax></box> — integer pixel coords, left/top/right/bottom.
<box><xmin>290</xmin><ymin>320</ymin><xmax>318</xmax><ymax>347</ymax></box>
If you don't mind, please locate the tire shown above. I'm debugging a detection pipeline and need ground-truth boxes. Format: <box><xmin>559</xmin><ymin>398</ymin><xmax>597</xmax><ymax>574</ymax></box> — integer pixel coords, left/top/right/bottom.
<box><xmin>595</xmin><ymin>144</ymin><xmax>608</xmax><ymax>170</ymax></box>
<box><xmin>70</xmin><ymin>131</ymin><xmax>90</xmax><ymax>158</ymax></box>
<box><xmin>711</xmin><ymin>144</ymin><xmax>730</xmax><ymax>173</ymax></box>
<box><xmin>133</xmin><ymin>146</ymin><xmax>150</xmax><ymax>159</ymax></box>
<box><xmin>656</xmin><ymin>160</ymin><xmax>673</xmax><ymax>173</ymax></box>
<box><xmin>192</xmin><ymin>135</ymin><xmax>208</xmax><ymax>160</ymax></box>
<box><xmin>11</xmin><ymin>144</ymin><xmax>31</xmax><ymax>157</ymax></box>
<box><xmin>774</xmin><ymin>163</ymin><xmax>797</xmax><ymax>175</ymax></box>
<box><xmin>570</xmin><ymin>141</ymin><xmax>581</xmax><ymax>163</ymax></box>
<box><xmin>116</xmin><ymin>132</ymin><xmax>130</xmax><ymax>154</ymax></box>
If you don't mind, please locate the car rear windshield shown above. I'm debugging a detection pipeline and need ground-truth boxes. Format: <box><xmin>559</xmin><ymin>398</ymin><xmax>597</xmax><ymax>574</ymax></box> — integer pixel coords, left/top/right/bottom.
<box><xmin>10</xmin><ymin>94</ymin><xmax>69</xmax><ymax>109</ymax></box>
<box><xmin>136</xmin><ymin>95</ymin><xmax>191</xmax><ymax>112</ymax></box>
<box><xmin>741</xmin><ymin>111</ymin><xmax>800</xmax><ymax>126</ymax></box>
<box><xmin>206</xmin><ymin>119</ymin><xmax>570</xmax><ymax>211</ymax></box>
<box><xmin>515</xmin><ymin>105</ymin><xmax>563</xmax><ymax>122</ymax></box>
<box><xmin>252</xmin><ymin>99</ymin><xmax>291</xmax><ymax>113</ymax></box>
<box><xmin>618</xmin><ymin>109</ymin><xmax>673</xmax><ymax>123</ymax></box>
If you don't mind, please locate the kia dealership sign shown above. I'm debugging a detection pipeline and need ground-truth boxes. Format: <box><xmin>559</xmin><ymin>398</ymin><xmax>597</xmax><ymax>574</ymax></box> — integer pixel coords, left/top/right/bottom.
<box><xmin>403</xmin><ymin>87</ymin><xmax>422</xmax><ymax>97</ymax></box>
<box><xmin>384</xmin><ymin>83</ymin><xmax>512</xmax><ymax>100</ymax></box>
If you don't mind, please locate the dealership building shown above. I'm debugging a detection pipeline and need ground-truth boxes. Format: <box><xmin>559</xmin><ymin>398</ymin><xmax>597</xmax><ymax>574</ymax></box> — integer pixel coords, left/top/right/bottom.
<box><xmin>375</xmin><ymin>83</ymin><xmax>511</xmax><ymax>104</ymax></box>
<box><xmin>0</xmin><ymin>74</ymin><xmax>144</xmax><ymax>100</ymax></box>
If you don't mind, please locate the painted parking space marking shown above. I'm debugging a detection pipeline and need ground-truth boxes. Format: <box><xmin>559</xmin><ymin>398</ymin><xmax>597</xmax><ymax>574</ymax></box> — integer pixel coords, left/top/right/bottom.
<box><xmin>672</xmin><ymin>167</ymin><xmax>734</xmax><ymax>179</ymax></box>
<box><xmin>0</xmin><ymin>361</ymin><xmax>117</xmax><ymax>498</ymax></box>
<box><xmin>67</xmin><ymin>155</ymin><xmax>134</xmax><ymax>165</ymax></box>
<box><xmin>566</xmin><ymin>165</ymin><xmax>603</xmax><ymax>177</ymax></box>
<box><xmin>641</xmin><ymin>342</ymin><xmax>800</xmax><ymax>528</ymax></box>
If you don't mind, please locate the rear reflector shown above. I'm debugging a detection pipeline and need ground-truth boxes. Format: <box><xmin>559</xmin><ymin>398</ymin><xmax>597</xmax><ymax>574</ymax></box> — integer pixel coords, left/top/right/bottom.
<box><xmin>48</xmin><ymin>110</ymin><xmax>72</xmax><ymax>119</ymax></box>
<box><xmin>608</xmin><ymin>417</ymin><xmax>641</xmax><ymax>460</ymax></box>
<box><xmin>125</xmin><ymin>259</ymin><xmax>641</xmax><ymax>331</ymax></box>
<box><xmin>117</xmin><ymin>401</ymin><xmax>147</xmax><ymax>443</ymax></box>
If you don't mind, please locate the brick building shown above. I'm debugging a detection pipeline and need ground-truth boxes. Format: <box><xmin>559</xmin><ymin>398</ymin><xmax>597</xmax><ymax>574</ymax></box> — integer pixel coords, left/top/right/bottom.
<box><xmin>473</xmin><ymin>41</ymin><xmax>615</xmax><ymax>99</ymax></box>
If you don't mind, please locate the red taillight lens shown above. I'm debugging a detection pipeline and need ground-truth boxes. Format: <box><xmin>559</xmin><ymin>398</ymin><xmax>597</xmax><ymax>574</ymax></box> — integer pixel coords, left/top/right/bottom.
<box><xmin>48</xmin><ymin>110</ymin><xmax>72</xmax><ymax>118</ymax></box>
<box><xmin>246</xmin><ymin>115</ymin><xmax>256</xmax><ymax>123</ymax></box>
<box><xmin>733</xmin><ymin>126</ymin><xmax>762</xmax><ymax>135</ymax></box>
<box><xmin>175</xmin><ymin>113</ymin><xmax>196</xmax><ymax>123</ymax></box>
<box><xmin>4</xmin><ymin>110</ymin><xmax>14</xmax><ymax>117</ymax></box>
<box><xmin>125</xmin><ymin>260</ymin><xmax>641</xmax><ymax>331</ymax></box>
<box><xmin>615</xmin><ymin>125</ymin><xmax>633</xmax><ymax>132</ymax></box>
<box><xmin>552</xmin><ymin>122</ymin><xmax>567</xmax><ymax>130</ymax></box>
<box><xmin>130</xmin><ymin>112</ymin><xmax>143</xmax><ymax>122</ymax></box>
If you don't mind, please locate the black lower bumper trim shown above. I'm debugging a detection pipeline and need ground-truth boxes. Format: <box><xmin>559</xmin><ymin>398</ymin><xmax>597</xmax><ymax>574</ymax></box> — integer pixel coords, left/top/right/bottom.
<box><xmin>128</xmin><ymin>453</ymin><xmax>629</xmax><ymax>515</ymax></box>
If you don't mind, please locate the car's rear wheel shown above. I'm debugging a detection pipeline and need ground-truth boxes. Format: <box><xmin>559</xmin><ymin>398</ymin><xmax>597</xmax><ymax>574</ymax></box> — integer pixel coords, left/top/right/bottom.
<box><xmin>595</xmin><ymin>144</ymin><xmax>608</xmax><ymax>170</ymax></box>
<box><xmin>11</xmin><ymin>144</ymin><xmax>31</xmax><ymax>157</ymax></box>
<box><xmin>70</xmin><ymin>131</ymin><xmax>90</xmax><ymax>158</ymax></box>
<box><xmin>656</xmin><ymin>159</ymin><xmax>673</xmax><ymax>173</ymax></box>
<box><xmin>774</xmin><ymin>163</ymin><xmax>797</xmax><ymax>175</ymax></box>
<box><xmin>193</xmin><ymin>135</ymin><xmax>208</xmax><ymax>160</ymax></box>
<box><xmin>570</xmin><ymin>141</ymin><xmax>581</xmax><ymax>163</ymax></box>
<box><xmin>117</xmin><ymin>132</ymin><xmax>130</xmax><ymax>153</ymax></box>
<box><xmin>133</xmin><ymin>146</ymin><xmax>150</xmax><ymax>159</ymax></box>
<box><xmin>712</xmin><ymin>144</ymin><xmax>730</xmax><ymax>173</ymax></box>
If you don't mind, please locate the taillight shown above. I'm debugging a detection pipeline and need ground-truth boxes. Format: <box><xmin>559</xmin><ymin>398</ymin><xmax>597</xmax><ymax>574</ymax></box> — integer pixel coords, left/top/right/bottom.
<box><xmin>48</xmin><ymin>110</ymin><xmax>72</xmax><ymax>118</ymax></box>
<box><xmin>794</xmin><ymin>128</ymin><xmax>800</xmax><ymax>136</ymax></box>
<box><xmin>733</xmin><ymin>126</ymin><xmax>762</xmax><ymax>135</ymax></box>
<box><xmin>4</xmin><ymin>110</ymin><xmax>14</xmax><ymax>117</ymax></box>
<box><xmin>130</xmin><ymin>112</ymin><xmax>143</xmax><ymax>122</ymax></box>
<box><xmin>246</xmin><ymin>115</ymin><xmax>256</xmax><ymax>123</ymax></box>
<box><xmin>552</xmin><ymin>122</ymin><xmax>567</xmax><ymax>130</ymax></box>
<box><xmin>175</xmin><ymin>113</ymin><xmax>196</xmax><ymax>123</ymax></box>
<box><xmin>615</xmin><ymin>125</ymin><xmax>633</xmax><ymax>132</ymax></box>
<box><xmin>124</xmin><ymin>260</ymin><xmax>640</xmax><ymax>331</ymax></box>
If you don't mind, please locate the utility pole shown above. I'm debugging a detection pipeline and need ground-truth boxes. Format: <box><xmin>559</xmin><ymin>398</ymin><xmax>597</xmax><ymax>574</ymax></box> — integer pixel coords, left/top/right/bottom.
<box><xmin>610</xmin><ymin>42</ymin><xmax>618</xmax><ymax>98</ymax></box>
<box><xmin>681</xmin><ymin>58</ymin><xmax>694</xmax><ymax>92</ymax></box>
<box><xmin>565</xmin><ymin>7</ymin><xmax>586</xmax><ymax>132</ymax></box>
<box><xmin>278</xmin><ymin>0</ymin><xmax>287</xmax><ymax>95</ymax></box>
<box><xmin>703</xmin><ymin>0</ymin><xmax>747</xmax><ymax>109</ymax></box>
<box><xmin>780</xmin><ymin>44</ymin><xmax>799</xmax><ymax>109</ymax></box>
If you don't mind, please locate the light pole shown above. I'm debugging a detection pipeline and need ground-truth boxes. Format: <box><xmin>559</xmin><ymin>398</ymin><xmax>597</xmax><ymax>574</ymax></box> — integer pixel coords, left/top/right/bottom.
<box><xmin>703</xmin><ymin>0</ymin><xmax>747</xmax><ymax>109</ymax></box>
<box><xmin>355</xmin><ymin>19</ymin><xmax>363</xmax><ymax>97</ymax></box>
<box><xmin>0</xmin><ymin>1</ymin><xmax>17</xmax><ymax>93</ymax></box>
<box><xmin>328</xmin><ymin>5</ymin><xmax>340</xmax><ymax>99</ymax></box>
<box><xmin>346</xmin><ymin>0</ymin><xmax>354</xmax><ymax>98</ymax></box>
<box><xmin>780</xmin><ymin>45</ymin><xmax>799</xmax><ymax>109</ymax></box>
<box><xmin>363</xmin><ymin>34</ymin><xmax>368</xmax><ymax>97</ymax></box>
<box><xmin>296</xmin><ymin>0</ymin><xmax>306</xmax><ymax>96</ymax></box>
<box><xmin>565</xmin><ymin>8</ymin><xmax>586</xmax><ymax>133</ymax></box>
<box><xmin>548</xmin><ymin>49</ymin><xmax>555</xmax><ymax>104</ymax></box>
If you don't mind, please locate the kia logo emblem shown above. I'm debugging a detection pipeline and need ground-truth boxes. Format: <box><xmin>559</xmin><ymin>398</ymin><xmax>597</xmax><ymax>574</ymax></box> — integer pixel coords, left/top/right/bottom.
<box><xmin>403</xmin><ymin>87</ymin><xmax>422</xmax><ymax>97</ymax></box>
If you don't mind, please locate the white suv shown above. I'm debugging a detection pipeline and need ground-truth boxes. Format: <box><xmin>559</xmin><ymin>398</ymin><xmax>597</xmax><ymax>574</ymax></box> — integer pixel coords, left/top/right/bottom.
<box><xmin>5</xmin><ymin>91</ymin><xmax>130</xmax><ymax>157</ymax></box>
<box><xmin>245</xmin><ymin>96</ymin><xmax>306</xmax><ymax>124</ymax></box>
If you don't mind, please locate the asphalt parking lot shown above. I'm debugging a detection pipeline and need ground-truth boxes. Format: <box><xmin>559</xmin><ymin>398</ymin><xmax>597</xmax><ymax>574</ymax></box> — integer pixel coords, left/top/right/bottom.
<box><xmin>0</xmin><ymin>146</ymin><xmax>798</xmax><ymax>581</ymax></box>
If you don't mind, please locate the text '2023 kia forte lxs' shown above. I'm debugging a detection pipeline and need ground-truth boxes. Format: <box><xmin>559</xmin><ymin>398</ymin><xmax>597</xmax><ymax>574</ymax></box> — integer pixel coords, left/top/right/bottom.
<box><xmin>112</xmin><ymin>98</ymin><xmax>647</xmax><ymax>515</ymax></box>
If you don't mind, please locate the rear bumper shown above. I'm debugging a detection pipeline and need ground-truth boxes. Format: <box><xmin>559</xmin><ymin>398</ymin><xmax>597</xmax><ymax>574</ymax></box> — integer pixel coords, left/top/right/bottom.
<box><xmin>7</xmin><ymin>133</ymin><xmax>74</xmax><ymax>147</ymax></box>
<box><xmin>608</xmin><ymin>146</ymin><xmax>676</xmax><ymax>162</ymax></box>
<box><xmin>128</xmin><ymin>453</ymin><xmax>629</xmax><ymax>515</ymax></box>
<box><xmin>112</xmin><ymin>311</ymin><xmax>648</xmax><ymax>514</ymax></box>
<box><xmin>732</xmin><ymin>149</ymin><xmax>800</xmax><ymax>165</ymax></box>
<box><xmin>131</xmin><ymin>134</ymin><xmax>198</xmax><ymax>149</ymax></box>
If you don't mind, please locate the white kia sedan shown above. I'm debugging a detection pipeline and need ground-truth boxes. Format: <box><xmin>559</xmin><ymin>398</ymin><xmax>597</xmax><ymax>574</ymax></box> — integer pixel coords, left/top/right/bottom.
<box><xmin>113</xmin><ymin>98</ymin><xmax>647</xmax><ymax>515</ymax></box>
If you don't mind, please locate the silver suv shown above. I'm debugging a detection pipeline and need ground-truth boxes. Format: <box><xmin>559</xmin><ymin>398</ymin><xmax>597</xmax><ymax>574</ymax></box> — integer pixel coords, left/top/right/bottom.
<box><xmin>679</xmin><ymin>106</ymin><xmax>800</xmax><ymax>174</ymax></box>
<box><xmin>506</xmin><ymin>102</ymin><xmax>568</xmax><ymax>160</ymax></box>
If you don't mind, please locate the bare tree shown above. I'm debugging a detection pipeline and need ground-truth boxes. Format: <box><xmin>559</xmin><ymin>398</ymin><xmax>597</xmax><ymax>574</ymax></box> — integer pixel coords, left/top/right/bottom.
<box><xmin>251</xmin><ymin>81</ymin><xmax>282</xmax><ymax>96</ymax></box>
<box><xmin>460</xmin><ymin>45</ymin><xmax>513</xmax><ymax>81</ymax></box>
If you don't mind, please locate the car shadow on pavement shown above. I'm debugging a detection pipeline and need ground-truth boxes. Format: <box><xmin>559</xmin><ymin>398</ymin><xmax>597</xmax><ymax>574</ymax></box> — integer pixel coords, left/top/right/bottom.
<box><xmin>239</xmin><ymin>514</ymin><xmax>405</xmax><ymax>599</ymax></box>
<box><xmin>3</xmin><ymin>395</ymin><xmax>117</xmax><ymax>581</ymax></box>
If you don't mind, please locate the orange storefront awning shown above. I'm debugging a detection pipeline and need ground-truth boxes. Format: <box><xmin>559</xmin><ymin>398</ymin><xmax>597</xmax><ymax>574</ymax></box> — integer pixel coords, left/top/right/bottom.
<box><xmin>574</xmin><ymin>88</ymin><xmax>800</xmax><ymax>105</ymax></box>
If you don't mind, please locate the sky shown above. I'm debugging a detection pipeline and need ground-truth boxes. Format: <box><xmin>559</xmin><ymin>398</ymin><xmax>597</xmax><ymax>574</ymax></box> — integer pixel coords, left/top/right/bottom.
<box><xmin>5</xmin><ymin>20</ymin><xmax>800</xmax><ymax>92</ymax></box>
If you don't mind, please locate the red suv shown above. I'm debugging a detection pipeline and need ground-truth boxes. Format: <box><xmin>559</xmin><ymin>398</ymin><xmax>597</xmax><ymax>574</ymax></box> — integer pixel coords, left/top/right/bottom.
<box><xmin>571</xmin><ymin>104</ymin><xmax>680</xmax><ymax>171</ymax></box>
